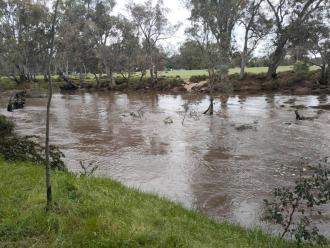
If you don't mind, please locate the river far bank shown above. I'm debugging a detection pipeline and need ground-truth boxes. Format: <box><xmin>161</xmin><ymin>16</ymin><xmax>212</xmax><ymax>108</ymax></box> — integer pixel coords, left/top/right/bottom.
<box><xmin>1</xmin><ymin>68</ymin><xmax>329</xmax><ymax>96</ymax></box>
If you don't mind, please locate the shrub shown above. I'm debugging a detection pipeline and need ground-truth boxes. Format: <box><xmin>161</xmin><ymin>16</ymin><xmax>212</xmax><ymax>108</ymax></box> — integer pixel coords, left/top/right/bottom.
<box><xmin>264</xmin><ymin>159</ymin><xmax>330</xmax><ymax>245</ymax></box>
<box><xmin>189</xmin><ymin>75</ymin><xmax>209</xmax><ymax>83</ymax></box>
<box><xmin>293</xmin><ymin>61</ymin><xmax>310</xmax><ymax>76</ymax></box>
<box><xmin>0</xmin><ymin>115</ymin><xmax>14</xmax><ymax>136</ymax></box>
<box><xmin>156</xmin><ymin>77</ymin><xmax>184</xmax><ymax>90</ymax></box>
<box><xmin>0</xmin><ymin>135</ymin><xmax>66</xmax><ymax>171</ymax></box>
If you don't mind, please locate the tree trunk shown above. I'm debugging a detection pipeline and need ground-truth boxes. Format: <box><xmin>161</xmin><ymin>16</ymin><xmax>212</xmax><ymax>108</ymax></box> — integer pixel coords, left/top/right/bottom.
<box><xmin>93</xmin><ymin>73</ymin><xmax>100</xmax><ymax>88</ymax></box>
<box><xmin>109</xmin><ymin>71</ymin><xmax>116</xmax><ymax>88</ymax></box>
<box><xmin>65</xmin><ymin>60</ymin><xmax>69</xmax><ymax>76</ymax></box>
<box><xmin>240</xmin><ymin>54</ymin><xmax>246</xmax><ymax>80</ymax></box>
<box><xmin>45</xmin><ymin>0</ymin><xmax>59</xmax><ymax>210</ymax></box>
<box><xmin>266</xmin><ymin>37</ymin><xmax>288</xmax><ymax>80</ymax></box>
<box><xmin>79</xmin><ymin>68</ymin><xmax>84</xmax><ymax>86</ymax></box>
<box><xmin>150</xmin><ymin>67</ymin><xmax>155</xmax><ymax>87</ymax></box>
<box><xmin>204</xmin><ymin>69</ymin><xmax>215</xmax><ymax>115</ymax></box>
<box><xmin>58</xmin><ymin>69</ymin><xmax>78</xmax><ymax>90</ymax></box>
<box><xmin>104</xmin><ymin>62</ymin><xmax>116</xmax><ymax>88</ymax></box>
<box><xmin>240</xmin><ymin>29</ymin><xmax>249</xmax><ymax>80</ymax></box>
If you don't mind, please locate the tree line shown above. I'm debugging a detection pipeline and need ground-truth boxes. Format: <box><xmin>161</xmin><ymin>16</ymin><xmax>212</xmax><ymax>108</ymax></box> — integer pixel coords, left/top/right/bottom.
<box><xmin>0</xmin><ymin>0</ymin><xmax>329</xmax><ymax>87</ymax></box>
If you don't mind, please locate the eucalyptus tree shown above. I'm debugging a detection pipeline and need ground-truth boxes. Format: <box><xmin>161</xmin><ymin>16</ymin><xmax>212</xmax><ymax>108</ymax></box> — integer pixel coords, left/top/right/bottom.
<box><xmin>307</xmin><ymin>24</ymin><xmax>330</xmax><ymax>85</ymax></box>
<box><xmin>265</xmin><ymin>0</ymin><xmax>328</xmax><ymax>80</ymax></box>
<box><xmin>0</xmin><ymin>0</ymin><xmax>49</xmax><ymax>83</ymax></box>
<box><xmin>88</xmin><ymin>0</ymin><xmax>118</xmax><ymax>87</ymax></box>
<box><xmin>128</xmin><ymin>0</ymin><xmax>174</xmax><ymax>86</ymax></box>
<box><xmin>45</xmin><ymin>0</ymin><xmax>60</xmax><ymax>209</ymax></box>
<box><xmin>115</xmin><ymin>16</ymin><xmax>141</xmax><ymax>82</ymax></box>
<box><xmin>239</xmin><ymin>0</ymin><xmax>270</xmax><ymax>79</ymax></box>
<box><xmin>186</xmin><ymin>22</ymin><xmax>221</xmax><ymax>115</ymax></box>
<box><xmin>178</xmin><ymin>41</ymin><xmax>206</xmax><ymax>70</ymax></box>
<box><xmin>56</xmin><ymin>0</ymin><xmax>98</xmax><ymax>81</ymax></box>
<box><xmin>188</xmin><ymin>0</ymin><xmax>246</xmax><ymax>79</ymax></box>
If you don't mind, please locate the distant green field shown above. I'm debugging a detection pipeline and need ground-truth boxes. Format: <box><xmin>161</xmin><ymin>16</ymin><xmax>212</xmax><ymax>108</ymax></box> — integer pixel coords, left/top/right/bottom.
<box><xmin>0</xmin><ymin>65</ymin><xmax>320</xmax><ymax>90</ymax></box>
<box><xmin>157</xmin><ymin>65</ymin><xmax>319</xmax><ymax>79</ymax></box>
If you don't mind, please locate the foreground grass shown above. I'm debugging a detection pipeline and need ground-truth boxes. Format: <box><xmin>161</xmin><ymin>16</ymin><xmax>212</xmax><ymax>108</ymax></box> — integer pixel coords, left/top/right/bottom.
<box><xmin>0</xmin><ymin>160</ymin><xmax>318</xmax><ymax>248</ymax></box>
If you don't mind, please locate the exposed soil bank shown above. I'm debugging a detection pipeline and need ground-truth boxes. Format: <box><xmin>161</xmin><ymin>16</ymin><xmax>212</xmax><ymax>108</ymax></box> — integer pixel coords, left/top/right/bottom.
<box><xmin>187</xmin><ymin>71</ymin><xmax>330</xmax><ymax>95</ymax></box>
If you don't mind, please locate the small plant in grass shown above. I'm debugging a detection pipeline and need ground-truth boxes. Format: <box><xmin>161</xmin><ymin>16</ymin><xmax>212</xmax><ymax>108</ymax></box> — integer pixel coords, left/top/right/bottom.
<box><xmin>79</xmin><ymin>160</ymin><xmax>99</xmax><ymax>177</ymax></box>
<box><xmin>263</xmin><ymin>159</ymin><xmax>330</xmax><ymax>245</ymax></box>
<box><xmin>0</xmin><ymin>115</ymin><xmax>14</xmax><ymax>136</ymax></box>
<box><xmin>182</xmin><ymin>102</ymin><xmax>189</xmax><ymax>125</ymax></box>
<box><xmin>189</xmin><ymin>75</ymin><xmax>209</xmax><ymax>83</ymax></box>
<box><xmin>0</xmin><ymin>135</ymin><xmax>66</xmax><ymax>171</ymax></box>
<box><xmin>293</xmin><ymin>61</ymin><xmax>310</xmax><ymax>77</ymax></box>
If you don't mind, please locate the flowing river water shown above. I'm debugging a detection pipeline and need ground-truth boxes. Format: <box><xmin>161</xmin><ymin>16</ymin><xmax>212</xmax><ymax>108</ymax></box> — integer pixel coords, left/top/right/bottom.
<box><xmin>1</xmin><ymin>92</ymin><xmax>330</xmax><ymax>236</ymax></box>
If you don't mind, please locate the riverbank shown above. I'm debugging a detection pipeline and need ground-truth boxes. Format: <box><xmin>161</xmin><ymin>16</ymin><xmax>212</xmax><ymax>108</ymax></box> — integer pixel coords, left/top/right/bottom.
<box><xmin>1</xmin><ymin>67</ymin><xmax>328</xmax><ymax>96</ymax></box>
<box><xmin>0</xmin><ymin>159</ymin><xmax>314</xmax><ymax>248</ymax></box>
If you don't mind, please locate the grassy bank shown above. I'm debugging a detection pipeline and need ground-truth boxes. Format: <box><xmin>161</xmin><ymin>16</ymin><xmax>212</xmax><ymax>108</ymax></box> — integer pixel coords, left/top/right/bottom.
<box><xmin>0</xmin><ymin>65</ymin><xmax>323</xmax><ymax>93</ymax></box>
<box><xmin>155</xmin><ymin>65</ymin><xmax>320</xmax><ymax>79</ymax></box>
<box><xmin>0</xmin><ymin>159</ymin><xmax>316</xmax><ymax>248</ymax></box>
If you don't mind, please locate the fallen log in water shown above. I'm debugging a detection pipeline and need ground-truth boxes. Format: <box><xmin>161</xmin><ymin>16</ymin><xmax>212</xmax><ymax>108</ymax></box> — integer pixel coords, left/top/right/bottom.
<box><xmin>294</xmin><ymin>110</ymin><xmax>315</xmax><ymax>121</ymax></box>
<box><xmin>7</xmin><ymin>90</ymin><xmax>26</xmax><ymax>112</ymax></box>
<box><xmin>58</xmin><ymin>70</ymin><xmax>79</xmax><ymax>91</ymax></box>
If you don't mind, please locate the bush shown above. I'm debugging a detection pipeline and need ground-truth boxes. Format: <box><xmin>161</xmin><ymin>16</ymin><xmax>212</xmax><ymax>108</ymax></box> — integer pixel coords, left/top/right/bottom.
<box><xmin>0</xmin><ymin>115</ymin><xmax>14</xmax><ymax>136</ymax></box>
<box><xmin>0</xmin><ymin>135</ymin><xmax>66</xmax><ymax>171</ymax></box>
<box><xmin>264</xmin><ymin>159</ymin><xmax>330</xmax><ymax>245</ymax></box>
<box><xmin>189</xmin><ymin>75</ymin><xmax>209</xmax><ymax>83</ymax></box>
<box><xmin>293</xmin><ymin>61</ymin><xmax>310</xmax><ymax>76</ymax></box>
<box><xmin>156</xmin><ymin>77</ymin><xmax>184</xmax><ymax>90</ymax></box>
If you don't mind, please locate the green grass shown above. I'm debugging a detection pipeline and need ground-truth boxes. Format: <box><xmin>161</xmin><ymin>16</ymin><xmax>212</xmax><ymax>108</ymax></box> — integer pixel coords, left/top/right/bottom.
<box><xmin>156</xmin><ymin>66</ymin><xmax>293</xmax><ymax>79</ymax></box>
<box><xmin>0</xmin><ymin>159</ymin><xmax>320</xmax><ymax>247</ymax></box>
<box><xmin>134</xmin><ymin>65</ymin><xmax>320</xmax><ymax>79</ymax></box>
<box><xmin>0</xmin><ymin>66</ymin><xmax>321</xmax><ymax>91</ymax></box>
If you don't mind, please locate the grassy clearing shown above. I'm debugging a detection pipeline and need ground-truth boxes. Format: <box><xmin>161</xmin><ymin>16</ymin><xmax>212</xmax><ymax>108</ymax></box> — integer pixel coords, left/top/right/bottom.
<box><xmin>157</xmin><ymin>66</ymin><xmax>294</xmax><ymax>79</ymax></box>
<box><xmin>0</xmin><ymin>159</ymin><xmax>318</xmax><ymax>248</ymax></box>
<box><xmin>158</xmin><ymin>65</ymin><xmax>321</xmax><ymax>79</ymax></box>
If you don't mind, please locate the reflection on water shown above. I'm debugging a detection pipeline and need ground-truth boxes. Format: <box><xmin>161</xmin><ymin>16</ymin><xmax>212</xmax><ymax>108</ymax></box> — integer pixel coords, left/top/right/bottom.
<box><xmin>1</xmin><ymin>92</ymin><xmax>330</xmax><ymax>236</ymax></box>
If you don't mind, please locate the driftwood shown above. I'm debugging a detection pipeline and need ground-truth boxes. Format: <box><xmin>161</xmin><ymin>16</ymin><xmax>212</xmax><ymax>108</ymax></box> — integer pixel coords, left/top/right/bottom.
<box><xmin>58</xmin><ymin>70</ymin><xmax>79</xmax><ymax>91</ymax></box>
<box><xmin>7</xmin><ymin>90</ymin><xmax>26</xmax><ymax>112</ymax></box>
<box><xmin>294</xmin><ymin>110</ymin><xmax>315</xmax><ymax>121</ymax></box>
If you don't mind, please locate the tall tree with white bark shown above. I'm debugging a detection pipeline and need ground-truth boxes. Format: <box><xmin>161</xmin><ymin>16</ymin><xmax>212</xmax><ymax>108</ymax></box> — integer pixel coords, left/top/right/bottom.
<box><xmin>239</xmin><ymin>0</ymin><xmax>270</xmax><ymax>79</ymax></box>
<box><xmin>128</xmin><ymin>0</ymin><xmax>174</xmax><ymax>87</ymax></box>
<box><xmin>45</xmin><ymin>0</ymin><xmax>60</xmax><ymax>209</ymax></box>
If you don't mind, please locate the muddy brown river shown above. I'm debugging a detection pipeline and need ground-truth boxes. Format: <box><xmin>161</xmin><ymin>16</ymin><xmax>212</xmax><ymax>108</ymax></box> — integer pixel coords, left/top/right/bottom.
<box><xmin>1</xmin><ymin>92</ymin><xmax>330</xmax><ymax>236</ymax></box>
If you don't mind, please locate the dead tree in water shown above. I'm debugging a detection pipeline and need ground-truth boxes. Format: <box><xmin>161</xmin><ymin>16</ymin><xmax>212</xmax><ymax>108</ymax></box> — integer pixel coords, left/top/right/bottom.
<box><xmin>295</xmin><ymin>110</ymin><xmax>315</xmax><ymax>121</ymax></box>
<box><xmin>58</xmin><ymin>69</ymin><xmax>78</xmax><ymax>90</ymax></box>
<box><xmin>203</xmin><ymin>69</ymin><xmax>215</xmax><ymax>115</ymax></box>
<box><xmin>7</xmin><ymin>91</ymin><xmax>26</xmax><ymax>112</ymax></box>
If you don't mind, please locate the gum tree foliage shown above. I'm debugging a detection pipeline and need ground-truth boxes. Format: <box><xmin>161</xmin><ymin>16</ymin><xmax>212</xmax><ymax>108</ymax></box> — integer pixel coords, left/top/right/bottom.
<box><xmin>0</xmin><ymin>0</ymin><xmax>49</xmax><ymax>83</ymax></box>
<box><xmin>265</xmin><ymin>0</ymin><xmax>329</xmax><ymax>80</ymax></box>
<box><xmin>187</xmin><ymin>0</ymin><xmax>246</xmax><ymax>79</ymax></box>
<box><xmin>306</xmin><ymin>19</ymin><xmax>330</xmax><ymax>85</ymax></box>
<box><xmin>113</xmin><ymin>16</ymin><xmax>141</xmax><ymax>82</ymax></box>
<box><xmin>56</xmin><ymin>0</ymin><xmax>118</xmax><ymax>87</ymax></box>
<box><xmin>128</xmin><ymin>0</ymin><xmax>175</xmax><ymax>86</ymax></box>
<box><xmin>177</xmin><ymin>41</ymin><xmax>207</xmax><ymax>70</ymax></box>
<box><xmin>238</xmin><ymin>0</ymin><xmax>271</xmax><ymax>79</ymax></box>
<box><xmin>186</xmin><ymin>22</ymin><xmax>222</xmax><ymax>115</ymax></box>
<box><xmin>264</xmin><ymin>160</ymin><xmax>330</xmax><ymax>244</ymax></box>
